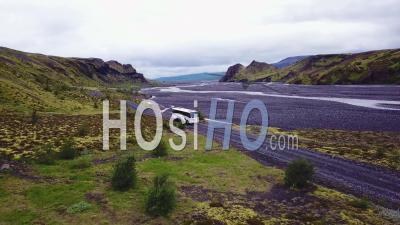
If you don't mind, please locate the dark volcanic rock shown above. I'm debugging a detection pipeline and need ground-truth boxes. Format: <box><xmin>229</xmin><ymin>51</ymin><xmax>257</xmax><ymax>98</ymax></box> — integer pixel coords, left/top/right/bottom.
<box><xmin>105</xmin><ymin>60</ymin><xmax>136</xmax><ymax>74</ymax></box>
<box><xmin>219</xmin><ymin>63</ymin><xmax>244</xmax><ymax>82</ymax></box>
<box><xmin>72</xmin><ymin>58</ymin><xmax>147</xmax><ymax>83</ymax></box>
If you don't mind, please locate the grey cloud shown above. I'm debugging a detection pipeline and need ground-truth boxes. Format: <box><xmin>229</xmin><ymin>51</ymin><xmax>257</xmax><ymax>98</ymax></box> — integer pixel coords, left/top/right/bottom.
<box><xmin>0</xmin><ymin>0</ymin><xmax>399</xmax><ymax>78</ymax></box>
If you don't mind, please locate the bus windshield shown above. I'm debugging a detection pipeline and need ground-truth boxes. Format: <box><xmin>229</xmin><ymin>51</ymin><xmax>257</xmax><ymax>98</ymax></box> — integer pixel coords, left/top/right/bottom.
<box><xmin>172</xmin><ymin>109</ymin><xmax>191</xmax><ymax>118</ymax></box>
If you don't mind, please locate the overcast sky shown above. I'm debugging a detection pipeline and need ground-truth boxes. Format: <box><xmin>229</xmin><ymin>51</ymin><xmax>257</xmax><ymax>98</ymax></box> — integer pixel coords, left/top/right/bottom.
<box><xmin>0</xmin><ymin>0</ymin><xmax>399</xmax><ymax>78</ymax></box>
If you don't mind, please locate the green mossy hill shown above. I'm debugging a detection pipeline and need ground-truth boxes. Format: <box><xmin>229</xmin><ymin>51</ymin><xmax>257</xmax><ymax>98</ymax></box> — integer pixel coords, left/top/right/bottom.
<box><xmin>0</xmin><ymin>47</ymin><xmax>147</xmax><ymax>112</ymax></box>
<box><xmin>220</xmin><ymin>49</ymin><xmax>400</xmax><ymax>84</ymax></box>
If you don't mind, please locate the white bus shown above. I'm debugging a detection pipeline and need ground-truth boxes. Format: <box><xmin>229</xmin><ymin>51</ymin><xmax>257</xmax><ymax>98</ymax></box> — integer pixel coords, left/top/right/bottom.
<box><xmin>171</xmin><ymin>107</ymin><xmax>199</xmax><ymax>124</ymax></box>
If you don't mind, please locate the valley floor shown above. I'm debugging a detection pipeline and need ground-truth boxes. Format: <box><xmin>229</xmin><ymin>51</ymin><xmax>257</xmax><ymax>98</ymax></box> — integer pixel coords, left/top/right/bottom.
<box><xmin>0</xmin><ymin>113</ymin><xmax>398</xmax><ymax>224</ymax></box>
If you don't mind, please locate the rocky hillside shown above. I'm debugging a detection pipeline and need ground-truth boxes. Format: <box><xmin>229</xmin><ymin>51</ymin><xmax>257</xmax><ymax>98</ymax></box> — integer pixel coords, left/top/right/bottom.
<box><xmin>220</xmin><ymin>60</ymin><xmax>278</xmax><ymax>82</ymax></box>
<box><xmin>220</xmin><ymin>49</ymin><xmax>400</xmax><ymax>84</ymax></box>
<box><xmin>0</xmin><ymin>47</ymin><xmax>146</xmax><ymax>84</ymax></box>
<box><xmin>0</xmin><ymin>47</ymin><xmax>147</xmax><ymax>112</ymax></box>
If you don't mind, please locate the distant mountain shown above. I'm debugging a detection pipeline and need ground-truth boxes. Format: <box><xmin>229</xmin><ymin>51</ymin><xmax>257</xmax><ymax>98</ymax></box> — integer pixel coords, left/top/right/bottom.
<box><xmin>220</xmin><ymin>49</ymin><xmax>400</xmax><ymax>84</ymax></box>
<box><xmin>272</xmin><ymin>56</ymin><xmax>308</xmax><ymax>68</ymax></box>
<box><xmin>156</xmin><ymin>72</ymin><xmax>224</xmax><ymax>83</ymax></box>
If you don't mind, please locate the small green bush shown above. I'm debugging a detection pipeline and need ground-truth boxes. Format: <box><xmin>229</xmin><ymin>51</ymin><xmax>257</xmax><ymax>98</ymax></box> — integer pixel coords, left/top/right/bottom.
<box><xmin>374</xmin><ymin>148</ymin><xmax>385</xmax><ymax>158</ymax></box>
<box><xmin>31</xmin><ymin>109</ymin><xmax>39</xmax><ymax>124</ymax></box>
<box><xmin>197</xmin><ymin>111</ymin><xmax>205</xmax><ymax>121</ymax></box>
<box><xmin>67</xmin><ymin>201</ymin><xmax>91</xmax><ymax>214</ymax></box>
<box><xmin>246</xmin><ymin>217</ymin><xmax>264</xmax><ymax>225</ymax></box>
<box><xmin>389</xmin><ymin>151</ymin><xmax>400</xmax><ymax>169</ymax></box>
<box><xmin>284</xmin><ymin>158</ymin><xmax>314</xmax><ymax>189</ymax></box>
<box><xmin>163</xmin><ymin>120</ymin><xmax>170</xmax><ymax>130</ymax></box>
<box><xmin>111</xmin><ymin>155</ymin><xmax>136</xmax><ymax>191</ymax></box>
<box><xmin>349</xmin><ymin>198</ymin><xmax>370</xmax><ymax>210</ymax></box>
<box><xmin>145</xmin><ymin>174</ymin><xmax>176</xmax><ymax>217</ymax></box>
<box><xmin>152</xmin><ymin>139</ymin><xmax>169</xmax><ymax>157</ymax></box>
<box><xmin>44</xmin><ymin>78</ymin><xmax>51</xmax><ymax>91</ymax></box>
<box><xmin>77</xmin><ymin>122</ymin><xmax>90</xmax><ymax>137</ymax></box>
<box><xmin>36</xmin><ymin>143</ymin><xmax>56</xmax><ymax>165</ymax></box>
<box><xmin>70</xmin><ymin>157</ymin><xmax>91</xmax><ymax>169</ymax></box>
<box><xmin>58</xmin><ymin>138</ymin><xmax>78</xmax><ymax>160</ymax></box>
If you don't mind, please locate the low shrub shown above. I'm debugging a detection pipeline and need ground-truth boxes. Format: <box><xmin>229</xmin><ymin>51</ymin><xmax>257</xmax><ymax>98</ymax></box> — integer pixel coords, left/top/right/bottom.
<box><xmin>58</xmin><ymin>138</ymin><xmax>78</xmax><ymax>160</ymax></box>
<box><xmin>152</xmin><ymin>139</ymin><xmax>169</xmax><ymax>157</ymax></box>
<box><xmin>77</xmin><ymin>122</ymin><xmax>90</xmax><ymax>137</ymax></box>
<box><xmin>374</xmin><ymin>148</ymin><xmax>385</xmax><ymax>158</ymax></box>
<box><xmin>284</xmin><ymin>158</ymin><xmax>314</xmax><ymax>189</ymax></box>
<box><xmin>69</xmin><ymin>157</ymin><xmax>91</xmax><ymax>169</ymax></box>
<box><xmin>390</xmin><ymin>151</ymin><xmax>400</xmax><ymax>169</ymax></box>
<box><xmin>197</xmin><ymin>111</ymin><xmax>205</xmax><ymax>121</ymax></box>
<box><xmin>163</xmin><ymin>120</ymin><xmax>170</xmax><ymax>130</ymax></box>
<box><xmin>35</xmin><ymin>143</ymin><xmax>56</xmax><ymax>165</ymax></box>
<box><xmin>111</xmin><ymin>155</ymin><xmax>136</xmax><ymax>191</ymax></box>
<box><xmin>67</xmin><ymin>201</ymin><xmax>92</xmax><ymax>214</ymax></box>
<box><xmin>31</xmin><ymin>109</ymin><xmax>39</xmax><ymax>124</ymax></box>
<box><xmin>350</xmin><ymin>198</ymin><xmax>370</xmax><ymax>210</ymax></box>
<box><xmin>145</xmin><ymin>174</ymin><xmax>176</xmax><ymax>217</ymax></box>
<box><xmin>246</xmin><ymin>217</ymin><xmax>264</xmax><ymax>225</ymax></box>
<box><xmin>172</xmin><ymin>118</ymin><xmax>186</xmax><ymax>130</ymax></box>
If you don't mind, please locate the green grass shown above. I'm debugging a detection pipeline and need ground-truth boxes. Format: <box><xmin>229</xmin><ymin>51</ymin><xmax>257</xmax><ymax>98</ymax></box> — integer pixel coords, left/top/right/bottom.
<box><xmin>0</xmin><ymin>185</ymin><xmax>9</xmax><ymax>199</ymax></box>
<box><xmin>26</xmin><ymin>182</ymin><xmax>94</xmax><ymax>208</ymax></box>
<box><xmin>0</xmin><ymin>209</ymin><xmax>37</xmax><ymax>225</ymax></box>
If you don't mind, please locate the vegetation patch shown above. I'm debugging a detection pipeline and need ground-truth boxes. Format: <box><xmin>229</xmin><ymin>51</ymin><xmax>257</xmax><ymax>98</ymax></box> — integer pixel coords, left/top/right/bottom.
<box><xmin>0</xmin><ymin>113</ymin><xmax>396</xmax><ymax>224</ymax></box>
<box><xmin>0</xmin><ymin>209</ymin><xmax>37</xmax><ymax>225</ymax></box>
<box><xmin>58</xmin><ymin>138</ymin><xmax>78</xmax><ymax>160</ymax></box>
<box><xmin>69</xmin><ymin>157</ymin><xmax>92</xmax><ymax>169</ymax></box>
<box><xmin>66</xmin><ymin>201</ymin><xmax>92</xmax><ymax>214</ymax></box>
<box><xmin>284</xmin><ymin>158</ymin><xmax>314</xmax><ymax>189</ymax></box>
<box><xmin>349</xmin><ymin>198</ymin><xmax>370</xmax><ymax>210</ymax></box>
<box><xmin>26</xmin><ymin>182</ymin><xmax>94</xmax><ymax>208</ymax></box>
<box><xmin>111</xmin><ymin>155</ymin><xmax>137</xmax><ymax>191</ymax></box>
<box><xmin>152</xmin><ymin>139</ymin><xmax>169</xmax><ymax>157</ymax></box>
<box><xmin>35</xmin><ymin>143</ymin><xmax>57</xmax><ymax>165</ymax></box>
<box><xmin>145</xmin><ymin>174</ymin><xmax>177</xmax><ymax>217</ymax></box>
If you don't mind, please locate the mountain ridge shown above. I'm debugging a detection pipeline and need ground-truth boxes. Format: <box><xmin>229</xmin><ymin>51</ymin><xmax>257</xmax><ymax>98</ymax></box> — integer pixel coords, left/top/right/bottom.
<box><xmin>0</xmin><ymin>46</ymin><xmax>147</xmax><ymax>112</ymax></box>
<box><xmin>220</xmin><ymin>49</ymin><xmax>400</xmax><ymax>84</ymax></box>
